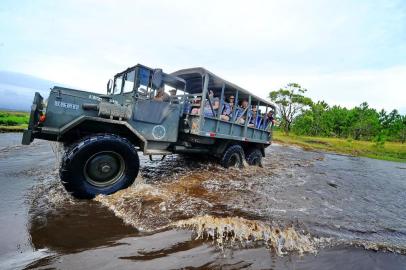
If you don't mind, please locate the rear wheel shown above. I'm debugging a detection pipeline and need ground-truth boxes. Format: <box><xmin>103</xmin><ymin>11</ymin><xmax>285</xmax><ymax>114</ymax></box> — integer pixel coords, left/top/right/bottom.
<box><xmin>246</xmin><ymin>148</ymin><xmax>263</xmax><ymax>167</ymax></box>
<box><xmin>60</xmin><ymin>134</ymin><xmax>139</xmax><ymax>199</ymax></box>
<box><xmin>220</xmin><ymin>144</ymin><xmax>244</xmax><ymax>168</ymax></box>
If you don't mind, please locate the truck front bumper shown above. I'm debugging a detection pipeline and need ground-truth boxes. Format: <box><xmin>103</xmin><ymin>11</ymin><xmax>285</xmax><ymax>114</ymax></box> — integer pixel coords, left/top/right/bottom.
<box><xmin>21</xmin><ymin>92</ymin><xmax>44</xmax><ymax>145</ymax></box>
<box><xmin>22</xmin><ymin>130</ymin><xmax>34</xmax><ymax>145</ymax></box>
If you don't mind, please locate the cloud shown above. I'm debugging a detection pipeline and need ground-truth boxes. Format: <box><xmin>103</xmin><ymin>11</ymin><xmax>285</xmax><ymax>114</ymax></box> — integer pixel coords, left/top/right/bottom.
<box><xmin>0</xmin><ymin>0</ymin><xmax>405</xmax><ymax>112</ymax></box>
<box><xmin>224</xmin><ymin>66</ymin><xmax>406</xmax><ymax>114</ymax></box>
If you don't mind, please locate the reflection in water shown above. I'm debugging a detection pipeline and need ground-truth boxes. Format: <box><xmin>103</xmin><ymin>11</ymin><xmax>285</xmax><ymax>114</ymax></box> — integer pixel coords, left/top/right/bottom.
<box><xmin>29</xmin><ymin>200</ymin><xmax>137</xmax><ymax>253</ymax></box>
<box><xmin>25</xmin><ymin>169</ymin><xmax>137</xmax><ymax>254</ymax></box>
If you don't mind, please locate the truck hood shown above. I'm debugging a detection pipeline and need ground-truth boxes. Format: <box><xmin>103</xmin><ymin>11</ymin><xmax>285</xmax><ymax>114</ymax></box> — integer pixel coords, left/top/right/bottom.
<box><xmin>51</xmin><ymin>86</ymin><xmax>107</xmax><ymax>101</ymax></box>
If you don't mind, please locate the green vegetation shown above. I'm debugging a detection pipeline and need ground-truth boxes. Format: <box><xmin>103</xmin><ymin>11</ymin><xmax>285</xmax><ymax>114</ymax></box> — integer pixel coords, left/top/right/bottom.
<box><xmin>273</xmin><ymin>130</ymin><xmax>406</xmax><ymax>162</ymax></box>
<box><xmin>269</xmin><ymin>83</ymin><xmax>312</xmax><ymax>134</ymax></box>
<box><xmin>0</xmin><ymin>111</ymin><xmax>29</xmax><ymax>132</ymax></box>
<box><xmin>291</xmin><ymin>102</ymin><xmax>406</xmax><ymax>143</ymax></box>
<box><xmin>269</xmin><ymin>83</ymin><xmax>406</xmax><ymax>143</ymax></box>
<box><xmin>269</xmin><ymin>83</ymin><xmax>406</xmax><ymax>162</ymax></box>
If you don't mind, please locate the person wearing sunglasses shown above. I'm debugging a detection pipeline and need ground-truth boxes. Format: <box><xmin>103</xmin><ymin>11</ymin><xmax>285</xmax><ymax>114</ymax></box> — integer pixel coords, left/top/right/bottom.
<box><xmin>220</xmin><ymin>95</ymin><xmax>235</xmax><ymax>121</ymax></box>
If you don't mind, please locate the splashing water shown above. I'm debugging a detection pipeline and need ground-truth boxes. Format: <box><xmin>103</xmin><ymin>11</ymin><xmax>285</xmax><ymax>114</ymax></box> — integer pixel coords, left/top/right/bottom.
<box><xmin>93</xmin><ymin>157</ymin><xmax>333</xmax><ymax>256</ymax></box>
<box><xmin>95</xmin><ymin>183</ymin><xmax>172</xmax><ymax>231</ymax></box>
<box><xmin>94</xmin><ymin>162</ymin><xmax>275</xmax><ymax>231</ymax></box>
<box><xmin>173</xmin><ymin>215</ymin><xmax>328</xmax><ymax>256</ymax></box>
<box><xmin>49</xmin><ymin>142</ymin><xmax>64</xmax><ymax>168</ymax></box>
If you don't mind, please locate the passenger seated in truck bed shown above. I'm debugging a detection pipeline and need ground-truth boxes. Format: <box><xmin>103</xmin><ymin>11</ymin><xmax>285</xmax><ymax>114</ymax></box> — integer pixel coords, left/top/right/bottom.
<box><xmin>261</xmin><ymin>110</ymin><xmax>275</xmax><ymax>130</ymax></box>
<box><xmin>220</xmin><ymin>95</ymin><xmax>235</xmax><ymax>121</ymax></box>
<box><xmin>188</xmin><ymin>96</ymin><xmax>201</xmax><ymax>114</ymax></box>
<box><xmin>235</xmin><ymin>99</ymin><xmax>249</xmax><ymax>125</ymax></box>
<box><xmin>191</xmin><ymin>90</ymin><xmax>219</xmax><ymax>117</ymax></box>
<box><xmin>248</xmin><ymin>105</ymin><xmax>261</xmax><ymax>128</ymax></box>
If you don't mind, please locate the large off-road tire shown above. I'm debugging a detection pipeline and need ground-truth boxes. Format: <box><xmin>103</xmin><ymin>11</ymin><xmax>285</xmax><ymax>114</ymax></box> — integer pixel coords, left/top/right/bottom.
<box><xmin>60</xmin><ymin>134</ymin><xmax>139</xmax><ymax>199</ymax></box>
<box><xmin>246</xmin><ymin>148</ymin><xmax>263</xmax><ymax>167</ymax></box>
<box><xmin>220</xmin><ymin>144</ymin><xmax>244</xmax><ymax>168</ymax></box>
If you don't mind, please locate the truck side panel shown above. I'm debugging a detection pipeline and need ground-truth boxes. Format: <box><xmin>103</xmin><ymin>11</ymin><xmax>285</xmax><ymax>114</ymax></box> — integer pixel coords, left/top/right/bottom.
<box><xmin>186</xmin><ymin>115</ymin><xmax>270</xmax><ymax>144</ymax></box>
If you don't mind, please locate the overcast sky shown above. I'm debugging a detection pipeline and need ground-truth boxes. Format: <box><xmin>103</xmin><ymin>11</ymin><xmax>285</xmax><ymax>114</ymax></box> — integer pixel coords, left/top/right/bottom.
<box><xmin>1</xmin><ymin>0</ymin><xmax>405</xmax><ymax>113</ymax></box>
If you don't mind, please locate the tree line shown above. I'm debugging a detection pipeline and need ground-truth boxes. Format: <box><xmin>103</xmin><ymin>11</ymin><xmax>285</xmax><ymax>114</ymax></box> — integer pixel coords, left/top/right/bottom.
<box><xmin>269</xmin><ymin>83</ymin><xmax>406</xmax><ymax>143</ymax></box>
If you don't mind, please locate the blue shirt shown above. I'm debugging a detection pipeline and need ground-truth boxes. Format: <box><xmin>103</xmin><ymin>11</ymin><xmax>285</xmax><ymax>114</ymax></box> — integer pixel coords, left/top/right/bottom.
<box><xmin>204</xmin><ymin>97</ymin><xmax>219</xmax><ymax>117</ymax></box>
<box><xmin>222</xmin><ymin>103</ymin><xmax>233</xmax><ymax>116</ymax></box>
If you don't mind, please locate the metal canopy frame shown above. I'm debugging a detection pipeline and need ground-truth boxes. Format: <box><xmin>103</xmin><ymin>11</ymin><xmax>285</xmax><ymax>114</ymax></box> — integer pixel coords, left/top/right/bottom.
<box><xmin>172</xmin><ymin>68</ymin><xmax>273</xmax><ymax>144</ymax></box>
<box><xmin>171</xmin><ymin>67</ymin><xmax>275</xmax><ymax>109</ymax></box>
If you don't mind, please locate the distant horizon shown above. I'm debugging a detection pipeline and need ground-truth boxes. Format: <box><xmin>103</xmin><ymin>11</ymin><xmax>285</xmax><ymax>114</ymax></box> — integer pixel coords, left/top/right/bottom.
<box><xmin>0</xmin><ymin>108</ymin><xmax>30</xmax><ymax>112</ymax></box>
<box><xmin>0</xmin><ymin>69</ymin><xmax>405</xmax><ymax>115</ymax></box>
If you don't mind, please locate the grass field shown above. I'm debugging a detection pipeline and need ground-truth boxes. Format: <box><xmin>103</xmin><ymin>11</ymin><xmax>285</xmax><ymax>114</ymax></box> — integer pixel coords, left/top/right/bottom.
<box><xmin>1</xmin><ymin>110</ymin><xmax>405</xmax><ymax>162</ymax></box>
<box><xmin>273</xmin><ymin>130</ymin><xmax>406</xmax><ymax>163</ymax></box>
<box><xmin>0</xmin><ymin>111</ymin><xmax>29</xmax><ymax>132</ymax></box>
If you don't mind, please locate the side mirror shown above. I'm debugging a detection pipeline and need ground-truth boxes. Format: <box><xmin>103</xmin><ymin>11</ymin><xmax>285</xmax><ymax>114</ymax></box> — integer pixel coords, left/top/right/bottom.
<box><xmin>152</xmin><ymin>69</ymin><xmax>163</xmax><ymax>89</ymax></box>
<box><xmin>107</xmin><ymin>79</ymin><xmax>113</xmax><ymax>94</ymax></box>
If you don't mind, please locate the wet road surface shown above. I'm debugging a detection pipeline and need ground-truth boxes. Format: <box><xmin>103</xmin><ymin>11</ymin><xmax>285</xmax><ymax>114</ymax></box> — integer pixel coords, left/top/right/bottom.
<box><xmin>0</xmin><ymin>133</ymin><xmax>405</xmax><ymax>269</ymax></box>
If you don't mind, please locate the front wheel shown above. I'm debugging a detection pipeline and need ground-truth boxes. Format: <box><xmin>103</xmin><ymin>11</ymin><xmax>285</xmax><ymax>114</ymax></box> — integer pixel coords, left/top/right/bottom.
<box><xmin>60</xmin><ymin>134</ymin><xmax>139</xmax><ymax>199</ymax></box>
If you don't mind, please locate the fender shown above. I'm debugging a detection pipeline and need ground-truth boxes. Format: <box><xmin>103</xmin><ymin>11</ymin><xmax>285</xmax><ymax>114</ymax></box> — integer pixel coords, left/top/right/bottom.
<box><xmin>58</xmin><ymin>115</ymin><xmax>147</xmax><ymax>148</ymax></box>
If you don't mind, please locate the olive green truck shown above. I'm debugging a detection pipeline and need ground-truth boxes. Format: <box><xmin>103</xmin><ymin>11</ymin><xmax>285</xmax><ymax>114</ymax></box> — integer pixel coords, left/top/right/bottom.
<box><xmin>22</xmin><ymin>64</ymin><xmax>275</xmax><ymax>198</ymax></box>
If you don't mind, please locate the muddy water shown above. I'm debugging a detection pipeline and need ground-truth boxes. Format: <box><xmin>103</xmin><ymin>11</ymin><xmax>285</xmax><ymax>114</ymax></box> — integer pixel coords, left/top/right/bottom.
<box><xmin>0</xmin><ymin>133</ymin><xmax>406</xmax><ymax>269</ymax></box>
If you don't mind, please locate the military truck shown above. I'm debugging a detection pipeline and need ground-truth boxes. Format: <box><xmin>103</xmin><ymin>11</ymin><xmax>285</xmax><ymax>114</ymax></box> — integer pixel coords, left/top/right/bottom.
<box><xmin>22</xmin><ymin>64</ymin><xmax>275</xmax><ymax>198</ymax></box>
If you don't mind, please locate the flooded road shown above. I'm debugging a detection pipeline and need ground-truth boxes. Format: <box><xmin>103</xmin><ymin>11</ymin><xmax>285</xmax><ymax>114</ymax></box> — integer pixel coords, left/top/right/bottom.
<box><xmin>0</xmin><ymin>133</ymin><xmax>406</xmax><ymax>269</ymax></box>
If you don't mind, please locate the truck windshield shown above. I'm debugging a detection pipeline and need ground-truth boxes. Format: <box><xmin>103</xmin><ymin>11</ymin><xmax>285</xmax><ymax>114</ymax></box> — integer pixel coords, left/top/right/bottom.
<box><xmin>113</xmin><ymin>75</ymin><xmax>123</xmax><ymax>94</ymax></box>
<box><xmin>123</xmin><ymin>70</ymin><xmax>135</xmax><ymax>93</ymax></box>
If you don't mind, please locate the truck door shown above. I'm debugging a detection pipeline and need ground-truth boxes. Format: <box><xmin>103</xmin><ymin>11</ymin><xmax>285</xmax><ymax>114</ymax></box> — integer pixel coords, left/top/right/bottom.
<box><xmin>131</xmin><ymin>68</ymin><xmax>181</xmax><ymax>142</ymax></box>
<box><xmin>132</xmin><ymin>99</ymin><xmax>180</xmax><ymax>143</ymax></box>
